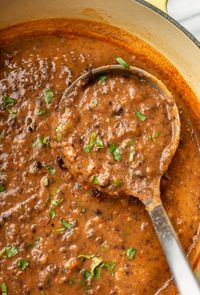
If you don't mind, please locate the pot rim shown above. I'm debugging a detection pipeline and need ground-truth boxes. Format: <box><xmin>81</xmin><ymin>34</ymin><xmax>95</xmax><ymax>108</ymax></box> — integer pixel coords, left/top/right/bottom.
<box><xmin>136</xmin><ymin>0</ymin><xmax>200</xmax><ymax>49</ymax></box>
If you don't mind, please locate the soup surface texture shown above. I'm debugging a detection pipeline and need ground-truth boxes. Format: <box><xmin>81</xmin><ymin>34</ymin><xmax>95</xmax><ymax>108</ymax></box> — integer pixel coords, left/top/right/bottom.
<box><xmin>53</xmin><ymin>69</ymin><xmax>177</xmax><ymax>201</ymax></box>
<box><xmin>0</xmin><ymin>19</ymin><xmax>200</xmax><ymax>295</ymax></box>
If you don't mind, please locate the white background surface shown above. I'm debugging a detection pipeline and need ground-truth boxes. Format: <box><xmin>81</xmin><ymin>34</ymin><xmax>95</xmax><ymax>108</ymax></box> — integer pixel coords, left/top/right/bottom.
<box><xmin>168</xmin><ymin>0</ymin><xmax>200</xmax><ymax>41</ymax></box>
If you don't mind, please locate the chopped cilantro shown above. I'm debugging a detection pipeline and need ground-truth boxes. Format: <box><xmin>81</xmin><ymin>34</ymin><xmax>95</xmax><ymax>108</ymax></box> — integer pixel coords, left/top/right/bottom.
<box><xmin>55</xmin><ymin>124</ymin><xmax>64</xmax><ymax>142</ymax></box>
<box><xmin>2</xmin><ymin>95</ymin><xmax>16</xmax><ymax>108</ymax></box>
<box><xmin>5</xmin><ymin>245</ymin><xmax>18</xmax><ymax>258</ymax></box>
<box><xmin>60</xmin><ymin>220</ymin><xmax>73</xmax><ymax>229</ymax></box>
<box><xmin>0</xmin><ymin>184</ymin><xmax>4</xmax><ymax>193</ymax></box>
<box><xmin>32</xmin><ymin>136</ymin><xmax>50</xmax><ymax>148</ymax></box>
<box><xmin>84</xmin><ymin>131</ymin><xmax>97</xmax><ymax>153</ymax></box>
<box><xmin>81</xmin><ymin>207</ymin><xmax>87</xmax><ymax>214</ymax></box>
<box><xmin>42</xmin><ymin>176</ymin><xmax>49</xmax><ymax>188</ymax></box>
<box><xmin>45</xmin><ymin>165</ymin><xmax>56</xmax><ymax>175</ymax></box>
<box><xmin>1</xmin><ymin>282</ymin><xmax>7</xmax><ymax>295</ymax></box>
<box><xmin>116</xmin><ymin>57</ymin><xmax>130</xmax><ymax>69</ymax></box>
<box><xmin>124</xmin><ymin>247</ymin><xmax>137</xmax><ymax>260</ymax></box>
<box><xmin>98</xmin><ymin>75</ymin><xmax>107</xmax><ymax>82</ymax></box>
<box><xmin>95</xmin><ymin>136</ymin><xmax>104</xmax><ymax>149</ymax></box>
<box><xmin>35</xmin><ymin>108</ymin><xmax>46</xmax><ymax>116</ymax></box>
<box><xmin>109</xmin><ymin>143</ymin><xmax>117</xmax><ymax>154</ymax></box>
<box><xmin>78</xmin><ymin>254</ymin><xmax>94</xmax><ymax>260</ymax></box>
<box><xmin>81</xmin><ymin>270</ymin><xmax>91</xmax><ymax>281</ymax></box>
<box><xmin>90</xmin><ymin>257</ymin><xmax>103</xmax><ymax>278</ymax></box>
<box><xmin>49</xmin><ymin>209</ymin><xmax>56</xmax><ymax>219</ymax></box>
<box><xmin>129</xmin><ymin>149</ymin><xmax>135</xmax><ymax>162</ymax></box>
<box><xmin>109</xmin><ymin>143</ymin><xmax>122</xmax><ymax>161</ymax></box>
<box><xmin>17</xmin><ymin>259</ymin><xmax>29</xmax><ymax>270</ymax></box>
<box><xmin>91</xmin><ymin>98</ymin><xmax>98</xmax><ymax>106</ymax></box>
<box><xmin>102</xmin><ymin>261</ymin><xmax>116</xmax><ymax>275</ymax></box>
<box><xmin>51</xmin><ymin>198</ymin><xmax>63</xmax><ymax>207</ymax></box>
<box><xmin>92</xmin><ymin>176</ymin><xmax>100</xmax><ymax>185</ymax></box>
<box><xmin>134</xmin><ymin>110</ymin><xmax>146</xmax><ymax>122</ymax></box>
<box><xmin>44</xmin><ymin>89</ymin><xmax>54</xmax><ymax>104</ymax></box>
<box><xmin>113</xmin><ymin>178</ymin><xmax>122</xmax><ymax>188</ymax></box>
<box><xmin>149</xmin><ymin>132</ymin><xmax>160</xmax><ymax>142</ymax></box>
<box><xmin>7</xmin><ymin>108</ymin><xmax>17</xmax><ymax>118</ymax></box>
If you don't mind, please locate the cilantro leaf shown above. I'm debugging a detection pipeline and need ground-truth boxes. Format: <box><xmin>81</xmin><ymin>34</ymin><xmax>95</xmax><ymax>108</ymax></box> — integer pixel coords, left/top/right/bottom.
<box><xmin>60</xmin><ymin>220</ymin><xmax>73</xmax><ymax>229</ymax></box>
<box><xmin>2</xmin><ymin>95</ymin><xmax>17</xmax><ymax>108</ymax></box>
<box><xmin>78</xmin><ymin>254</ymin><xmax>95</xmax><ymax>260</ymax></box>
<box><xmin>116</xmin><ymin>57</ymin><xmax>130</xmax><ymax>69</ymax></box>
<box><xmin>5</xmin><ymin>245</ymin><xmax>18</xmax><ymax>258</ymax></box>
<box><xmin>17</xmin><ymin>259</ymin><xmax>29</xmax><ymax>270</ymax></box>
<box><xmin>149</xmin><ymin>132</ymin><xmax>160</xmax><ymax>142</ymax></box>
<box><xmin>44</xmin><ymin>89</ymin><xmax>54</xmax><ymax>104</ymax></box>
<box><xmin>1</xmin><ymin>282</ymin><xmax>7</xmax><ymax>295</ymax></box>
<box><xmin>0</xmin><ymin>184</ymin><xmax>4</xmax><ymax>193</ymax></box>
<box><xmin>92</xmin><ymin>176</ymin><xmax>100</xmax><ymax>185</ymax></box>
<box><xmin>49</xmin><ymin>209</ymin><xmax>56</xmax><ymax>219</ymax></box>
<box><xmin>124</xmin><ymin>247</ymin><xmax>137</xmax><ymax>260</ymax></box>
<box><xmin>134</xmin><ymin>110</ymin><xmax>146</xmax><ymax>122</ymax></box>
<box><xmin>113</xmin><ymin>178</ymin><xmax>122</xmax><ymax>188</ymax></box>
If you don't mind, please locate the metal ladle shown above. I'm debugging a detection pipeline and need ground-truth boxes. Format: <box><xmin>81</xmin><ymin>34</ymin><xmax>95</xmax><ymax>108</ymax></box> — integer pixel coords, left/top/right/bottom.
<box><xmin>62</xmin><ymin>65</ymin><xmax>200</xmax><ymax>295</ymax></box>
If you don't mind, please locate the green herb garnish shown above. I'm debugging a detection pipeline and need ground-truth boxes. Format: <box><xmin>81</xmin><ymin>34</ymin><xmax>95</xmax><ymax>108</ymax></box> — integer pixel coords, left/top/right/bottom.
<box><xmin>2</xmin><ymin>95</ymin><xmax>17</xmax><ymax>108</ymax></box>
<box><xmin>149</xmin><ymin>132</ymin><xmax>160</xmax><ymax>142</ymax></box>
<box><xmin>109</xmin><ymin>143</ymin><xmax>122</xmax><ymax>161</ymax></box>
<box><xmin>129</xmin><ymin>149</ymin><xmax>135</xmax><ymax>162</ymax></box>
<box><xmin>134</xmin><ymin>110</ymin><xmax>146</xmax><ymax>122</ymax></box>
<box><xmin>109</xmin><ymin>143</ymin><xmax>117</xmax><ymax>154</ymax></box>
<box><xmin>0</xmin><ymin>184</ymin><xmax>4</xmax><ymax>193</ymax></box>
<box><xmin>84</xmin><ymin>131</ymin><xmax>97</xmax><ymax>153</ymax></box>
<box><xmin>49</xmin><ymin>209</ymin><xmax>56</xmax><ymax>219</ymax></box>
<box><xmin>36</xmin><ymin>108</ymin><xmax>46</xmax><ymax>116</ymax></box>
<box><xmin>84</xmin><ymin>132</ymin><xmax>104</xmax><ymax>153</ymax></box>
<box><xmin>102</xmin><ymin>261</ymin><xmax>116</xmax><ymax>275</ymax></box>
<box><xmin>91</xmin><ymin>98</ymin><xmax>98</xmax><ymax>106</ymax></box>
<box><xmin>124</xmin><ymin>247</ymin><xmax>137</xmax><ymax>260</ymax></box>
<box><xmin>98</xmin><ymin>75</ymin><xmax>107</xmax><ymax>82</ymax></box>
<box><xmin>91</xmin><ymin>257</ymin><xmax>103</xmax><ymax>279</ymax></box>
<box><xmin>60</xmin><ymin>220</ymin><xmax>73</xmax><ymax>229</ymax></box>
<box><xmin>55</xmin><ymin>124</ymin><xmax>64</xmax><ymax>142</ymax></box>
<box><xmin>78</xmin><ymin>254</ymin><xmax>95</xmax><ymax>260</ymax></box>
<box><xmin>1</xmin><ymin>282</ymin><xmax>7</xmax><ymax>295</ymax></box>
<box><xmin>44</xmin><ymin>89</ymin><xmax>54</xmax><ymax>104</ymax></box>
<box><xmin>7</xmin><ymin>108</ymin><xmax>17</xmax><ymax>118</ymax></box>
<box><xmin>116</xmin><ymin>57</ymin><xmax>130</xmax><ymax>69</ymax></box>
<box><xmin>32</xmin><ymin>136</ymin><xmax>50</xmax><ymax>148</ymax></box>
<box><xmin>81</xmin><ymin>270</ymin><xmax>91</xmax><ymax>281</ymax></box>
<box><xmin>45</xmin><ymin>165</ymin><xmax>56</xmax><ymax>175</ymax></box>
<box><xmin>81</xmin><ymin>207</ymin><xmax>87</xmax><ymax>214</ymax></box>
<box><xmin>51</xmin><ymin>198</ymin><xmax>63</xmax><ymax>207</ymax></box>
<box><xmin>43</xmin><ymin>176</ymin><xmax>49</xmax><ymax>188</ymax></box>
<box><xmin>17</xmin><ymin>259</ymin><xmax>29</xmax><ymax>270</ymax></box>
<box><xmin>5</xmin><ymin>245</ymin><xmax>18</xmax><ymax>258</ymax></box>
<box><xmin>95</xmin><ymin>136</ymin><xmax>104</xmax><ymax>149</ymax></box>
<box><xmin>113</xmin><ymin>178</ymin><xmax>122</xmax><ymax>188</ymax></box>
<box><xmin>92</xmin><ymin>176</ymin><xmax>100</xmax><ymax>185</ymax></box>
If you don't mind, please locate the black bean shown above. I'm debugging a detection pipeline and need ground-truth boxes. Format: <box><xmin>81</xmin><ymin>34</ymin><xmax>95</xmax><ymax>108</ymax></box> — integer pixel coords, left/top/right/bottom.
<box><xmin>28</xmin><ymin>126</ymin><xmax>33</xmax><ymax>132</ymax></box>
<box><xmin>90</xmin><ymin>188</ymin><xmax>103</xmax><ymax>199</ymax></box>
<box><xmin>94</xmin><ymin>208</ymin><xmax>102</xmax><ymax>215</ymax></box>
<box><xmin>112</xmin><ymin>106</ymin><xmax>124</xmax><ymax>116</ymax></box>
<box><xmin>56</xmin><ymin>156</ymin><xmax>65</xmax><ymax>168</ymax></box>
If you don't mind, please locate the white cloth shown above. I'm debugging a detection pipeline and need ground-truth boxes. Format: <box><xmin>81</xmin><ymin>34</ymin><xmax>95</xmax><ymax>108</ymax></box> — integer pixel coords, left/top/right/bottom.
<box><xmin>168</xmin><ymin>0</ymin><xmax>200</xmax><ymax>41</ymax></box>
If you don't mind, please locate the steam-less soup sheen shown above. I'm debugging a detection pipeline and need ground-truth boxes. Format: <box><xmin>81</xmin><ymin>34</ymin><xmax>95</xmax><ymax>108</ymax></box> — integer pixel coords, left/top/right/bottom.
<box><xmin>0</xmin><ymin>19</ymin><xmax>200</xmax><ymax>295</ymax></box>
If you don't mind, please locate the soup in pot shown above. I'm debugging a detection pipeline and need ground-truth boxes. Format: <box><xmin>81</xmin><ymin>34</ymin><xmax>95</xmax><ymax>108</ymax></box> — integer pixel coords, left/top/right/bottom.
<box><xmin>0</xmin><ymin>19</ymin><xmax>200</xmax><ymax>295</ymax></box>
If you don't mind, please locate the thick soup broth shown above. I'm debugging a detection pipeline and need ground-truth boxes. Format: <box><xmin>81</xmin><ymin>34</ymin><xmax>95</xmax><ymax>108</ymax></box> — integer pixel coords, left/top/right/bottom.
<box><xmin>0</xmin><ymin>19</ymin><xmax>200</xmax><ymax>295</ymax></box>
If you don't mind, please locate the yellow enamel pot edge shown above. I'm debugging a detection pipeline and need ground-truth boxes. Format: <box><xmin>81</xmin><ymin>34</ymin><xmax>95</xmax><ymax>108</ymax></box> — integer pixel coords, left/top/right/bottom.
<box><xmin>144</xmin><ymin>0</ymin><xmax>168</xmax><ymax>13</ymax></box>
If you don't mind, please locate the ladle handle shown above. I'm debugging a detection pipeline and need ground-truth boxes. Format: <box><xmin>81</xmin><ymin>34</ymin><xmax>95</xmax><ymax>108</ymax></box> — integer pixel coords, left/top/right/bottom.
<box><xmin>148</xmin><ymin>204</ymin><xmax>200</xmax><ymax>295</ymax></box>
